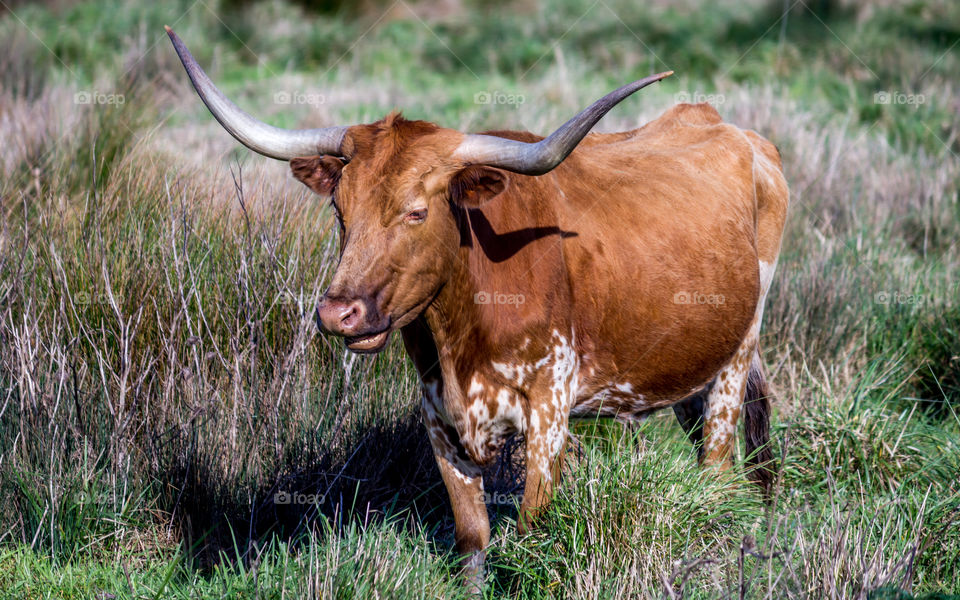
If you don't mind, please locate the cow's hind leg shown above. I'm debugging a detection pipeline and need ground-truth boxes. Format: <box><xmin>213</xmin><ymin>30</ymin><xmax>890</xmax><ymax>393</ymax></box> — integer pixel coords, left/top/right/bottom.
<box><xmin>702</xmin><ymin>259</ymin><xmax>777</xmax><ymax>492</ymax></box>
<box><xmin>701</xmin><ymin>340</ymin><xmax>754</xmax><ymax>469</ymax></box>
<box><xmin>701</xmin><ymin>341</ymin><xmax>775</xmax><ymax>497</ymax></box>
<box><xmin>673</xmin><ymin>385</ymin><xmax>709</xmax><ymax>459</ymax></box>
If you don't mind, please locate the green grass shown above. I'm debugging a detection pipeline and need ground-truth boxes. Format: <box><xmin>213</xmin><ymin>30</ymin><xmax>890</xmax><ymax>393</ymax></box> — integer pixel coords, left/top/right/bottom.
<box><xmin>0</xmin><ymin>0</ymin><xmax>958</xmax><ymax>597</ymax></box>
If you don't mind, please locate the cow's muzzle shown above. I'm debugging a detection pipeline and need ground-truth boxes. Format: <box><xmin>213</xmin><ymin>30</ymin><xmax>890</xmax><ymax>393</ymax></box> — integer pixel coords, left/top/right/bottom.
<box><xmin>315</xmin><ymin>296</ymin><xmax>391</xmax><ymax>354</ymax></box>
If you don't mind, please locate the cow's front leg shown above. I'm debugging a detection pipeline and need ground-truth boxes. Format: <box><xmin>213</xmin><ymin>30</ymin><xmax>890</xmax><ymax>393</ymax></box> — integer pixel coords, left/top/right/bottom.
<box><xmin>518</xmin><ymin>405</ymin><xmax>569</xmax><ymax>533</ymax></box>
<box><xmin>421</xmin><ymin>402</ymin><xmax>489</xmax><ymax>589</ymax></box>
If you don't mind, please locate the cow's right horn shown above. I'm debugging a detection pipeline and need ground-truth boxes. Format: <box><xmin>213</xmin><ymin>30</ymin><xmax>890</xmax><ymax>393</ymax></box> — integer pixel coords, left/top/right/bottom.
<box><xmin>165</xmin><ymin>26</ymin><xmax>347</xmax><ymax>160</ymax></box>
<box><xmin>454</xmin><ymin>71</ymin><xmax>673</xmax><ymax>175</ymax></box>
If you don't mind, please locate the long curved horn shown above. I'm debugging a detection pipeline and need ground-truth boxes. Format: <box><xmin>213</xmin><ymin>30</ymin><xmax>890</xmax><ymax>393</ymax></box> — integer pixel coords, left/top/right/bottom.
<box><xmin>454</xmin><ymin>71</ymin><xmax>673</xmax><ymax>175</ymax></box>
<box><xmin>164</xmin><ymin>26</ymin><xmax>346</xmax><ymax>160</ymax></box>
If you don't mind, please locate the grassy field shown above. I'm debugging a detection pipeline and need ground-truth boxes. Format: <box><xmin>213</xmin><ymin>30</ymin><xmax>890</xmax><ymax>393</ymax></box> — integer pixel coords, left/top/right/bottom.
<box><xmin>0</xmin><ymin>0</ymin><xmax>958</xmax><ymax>597</ymax></box>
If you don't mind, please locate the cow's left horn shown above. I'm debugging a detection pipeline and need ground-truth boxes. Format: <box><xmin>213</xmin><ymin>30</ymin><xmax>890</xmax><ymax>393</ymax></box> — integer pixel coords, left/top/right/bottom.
<box><xmin>454</xmin><ymin>71</ymin><xmax>673</xmax><ymax>175</ymax></box>
<box><xmin>165</xmin><ymin>26</ymin><xmax>347</xmax><ymax>160</ymax></box>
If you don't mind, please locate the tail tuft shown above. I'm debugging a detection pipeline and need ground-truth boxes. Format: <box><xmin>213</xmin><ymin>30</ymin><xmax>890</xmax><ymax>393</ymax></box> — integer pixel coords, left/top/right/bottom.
<box><xmin>744</xmin><ymin>352</ymin><xmax>775</xmax><ymax>498</ymax></box>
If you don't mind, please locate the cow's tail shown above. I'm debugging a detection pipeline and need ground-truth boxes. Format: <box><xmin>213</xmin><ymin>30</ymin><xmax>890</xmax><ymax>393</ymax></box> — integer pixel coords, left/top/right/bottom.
<box><xmin>743</xmin><ymin>351</ymin><xmax>775</xmax><ymax>498</ymax></box>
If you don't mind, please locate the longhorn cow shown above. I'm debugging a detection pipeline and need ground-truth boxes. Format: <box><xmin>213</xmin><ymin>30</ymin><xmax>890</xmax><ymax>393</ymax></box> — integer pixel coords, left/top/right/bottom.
<box><xmin>166</xmin><ymin>26</ymin><xmax>788</xmax><ymax>585</ymax></box>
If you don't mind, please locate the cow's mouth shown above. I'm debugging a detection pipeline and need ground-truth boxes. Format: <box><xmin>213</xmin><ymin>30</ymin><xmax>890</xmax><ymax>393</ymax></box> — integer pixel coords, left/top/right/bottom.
<box><xmin>345</xmin><ymin>328</ymin><xmax>391</xmax><ymax>354</ymax></box>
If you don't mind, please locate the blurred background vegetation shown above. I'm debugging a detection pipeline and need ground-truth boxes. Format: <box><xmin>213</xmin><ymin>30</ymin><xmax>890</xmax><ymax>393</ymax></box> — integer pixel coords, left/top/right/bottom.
<box><xmin>0</xmin><ymin>0</ymin><xmax>957</xmax><ymax>598</ymax></box>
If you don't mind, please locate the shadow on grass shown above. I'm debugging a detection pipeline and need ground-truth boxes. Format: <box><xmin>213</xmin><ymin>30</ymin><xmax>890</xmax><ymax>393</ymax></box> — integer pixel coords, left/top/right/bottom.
<box><xmin>161</xmin><ymin>414</ymin><xmax>527</xmax><ymax>570</ymax></box>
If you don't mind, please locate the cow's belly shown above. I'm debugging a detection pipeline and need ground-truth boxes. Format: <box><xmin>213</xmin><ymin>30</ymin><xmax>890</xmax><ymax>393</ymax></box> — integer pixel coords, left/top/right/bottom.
<box><xmin>449</xmin><ymin>308</ymin><xmax>751</xmax><ymax>461</ymax></box>
<box><xmin>570</xmin><ymin>366</ymin><xmax>711</xmax><ymax>421</ymax></box>
<box><xmin>569</xmin><ymin>380</ymin><xmax>661</xmax><ymax>422</ymax></box>
<box><xmin>565</xmin><ymin>212</ymin><xmax>760</xmax><ymax>409</ymax></box>
<box><xmin>569</xmin><ymin>265</ymin><xmax>758</xmax><ymax>414</ymax></box>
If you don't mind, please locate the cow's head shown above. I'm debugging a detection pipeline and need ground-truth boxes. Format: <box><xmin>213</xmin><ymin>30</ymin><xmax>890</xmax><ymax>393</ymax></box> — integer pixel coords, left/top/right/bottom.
<box><xmin>166</xmin><ymin>26</ymin><xmax>670</xmax><ymax>353</ymax></box>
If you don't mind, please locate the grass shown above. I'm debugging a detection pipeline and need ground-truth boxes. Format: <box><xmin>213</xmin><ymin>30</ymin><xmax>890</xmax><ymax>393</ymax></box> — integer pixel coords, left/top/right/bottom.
<box><xmin>0</xmin><ymin>0</ymin><xmax>958</xmax><ymax>597</ymax></box>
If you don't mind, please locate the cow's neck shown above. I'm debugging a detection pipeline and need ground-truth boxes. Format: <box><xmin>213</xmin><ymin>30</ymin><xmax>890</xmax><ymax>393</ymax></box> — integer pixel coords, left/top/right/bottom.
<box><xmin>416</xmin><ymin>197</ymin><xmax>573</xmax><ymax>415</ymax></box>
<box><xmin>417</xmin><ymin>263</ymin><xmax>487</xmax><ymax>415</ymax></box>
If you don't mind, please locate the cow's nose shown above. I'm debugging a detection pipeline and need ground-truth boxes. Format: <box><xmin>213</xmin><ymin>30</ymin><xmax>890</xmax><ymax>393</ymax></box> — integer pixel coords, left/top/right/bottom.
<box><xmin>316</xmin><ymin>297</ymin><xmax>366</xmax><ymax>336</ymax></box>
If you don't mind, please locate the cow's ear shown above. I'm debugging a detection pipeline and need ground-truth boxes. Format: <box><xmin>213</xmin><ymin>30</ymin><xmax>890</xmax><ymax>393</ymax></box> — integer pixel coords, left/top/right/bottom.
<box><xmin>449</xmin><ymin>165</ymin><xmax>506</xmax><ymax>207</ymax></box>
<box><xmin>290</xmin><ymin>155</ymin><xmax>345</xmax><ymax>196</ymax></box>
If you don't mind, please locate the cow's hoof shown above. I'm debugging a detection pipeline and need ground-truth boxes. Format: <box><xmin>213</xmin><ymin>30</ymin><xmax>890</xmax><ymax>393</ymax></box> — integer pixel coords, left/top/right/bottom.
<box><xmin>460</xmin><ymin>550</ymin><xmax>485</xmax><ymax>595</ymax></box>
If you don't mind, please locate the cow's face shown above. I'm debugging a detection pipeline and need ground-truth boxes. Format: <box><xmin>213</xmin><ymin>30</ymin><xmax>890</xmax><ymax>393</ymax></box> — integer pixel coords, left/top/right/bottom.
<box><xmin>164</xmin><ymin>28</ymin><xmax>668</xmax><ymax>354</ymax></box>
<box><xmin>294</xmin><ymin>115</ymin><xmax>505</xmax><ymax>353</ymax></box>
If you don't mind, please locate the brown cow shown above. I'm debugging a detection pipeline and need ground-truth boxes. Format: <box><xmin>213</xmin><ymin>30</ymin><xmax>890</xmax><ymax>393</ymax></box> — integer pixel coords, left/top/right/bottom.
<box><xmin>167</xmin><ymin>27</ymin><xmax>788</xmax><ymax>587</ymax></box>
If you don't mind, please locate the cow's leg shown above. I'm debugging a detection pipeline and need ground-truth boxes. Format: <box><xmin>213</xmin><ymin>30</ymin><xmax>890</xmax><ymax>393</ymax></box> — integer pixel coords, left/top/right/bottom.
<box><xmin>672</xmin><ymin>385</ymin><xmax>709</xmax><ymax>458</ymax></box>
<box><xmin>518</xmin><ymin>403</ymin><xmax>569</xmax><ymax>533</ymax></box>
<box><xmin>421</xmin><ymin>387</ymin><xmax>489</xmax><ymax>589</ymax></box>
<box><xmin>701</xmin><ymin>338</ymin><xmax>754</xmax><ymax>468</ymax></box>
<box><xmin>517</xmin><ymin>329</ymin><xmax>579</xmax><ymax>533</ymax></box>
<box><xmin>702</xmin><ymin>257</ymin><xmax>778</xmax><ymax>468</ymax></box>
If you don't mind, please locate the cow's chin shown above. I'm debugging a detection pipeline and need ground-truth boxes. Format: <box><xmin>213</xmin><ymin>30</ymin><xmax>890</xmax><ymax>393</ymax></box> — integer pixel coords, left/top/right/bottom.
<box><xmin>342</xmin><ymin>296</ymin><xmax>434</xmax><ymax>354</ymax></box>
<box><xmin>345</xmin><ymin>329</ymin><xmax>391</xmax><ymax>354</ymax></box>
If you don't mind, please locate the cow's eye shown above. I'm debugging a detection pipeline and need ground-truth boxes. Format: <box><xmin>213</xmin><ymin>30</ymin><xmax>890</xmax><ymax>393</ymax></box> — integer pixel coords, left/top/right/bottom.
<box><xmin>404</xmin><ymin>208</ymin><xmax>427</xmax><ymax>224</ymax></box>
